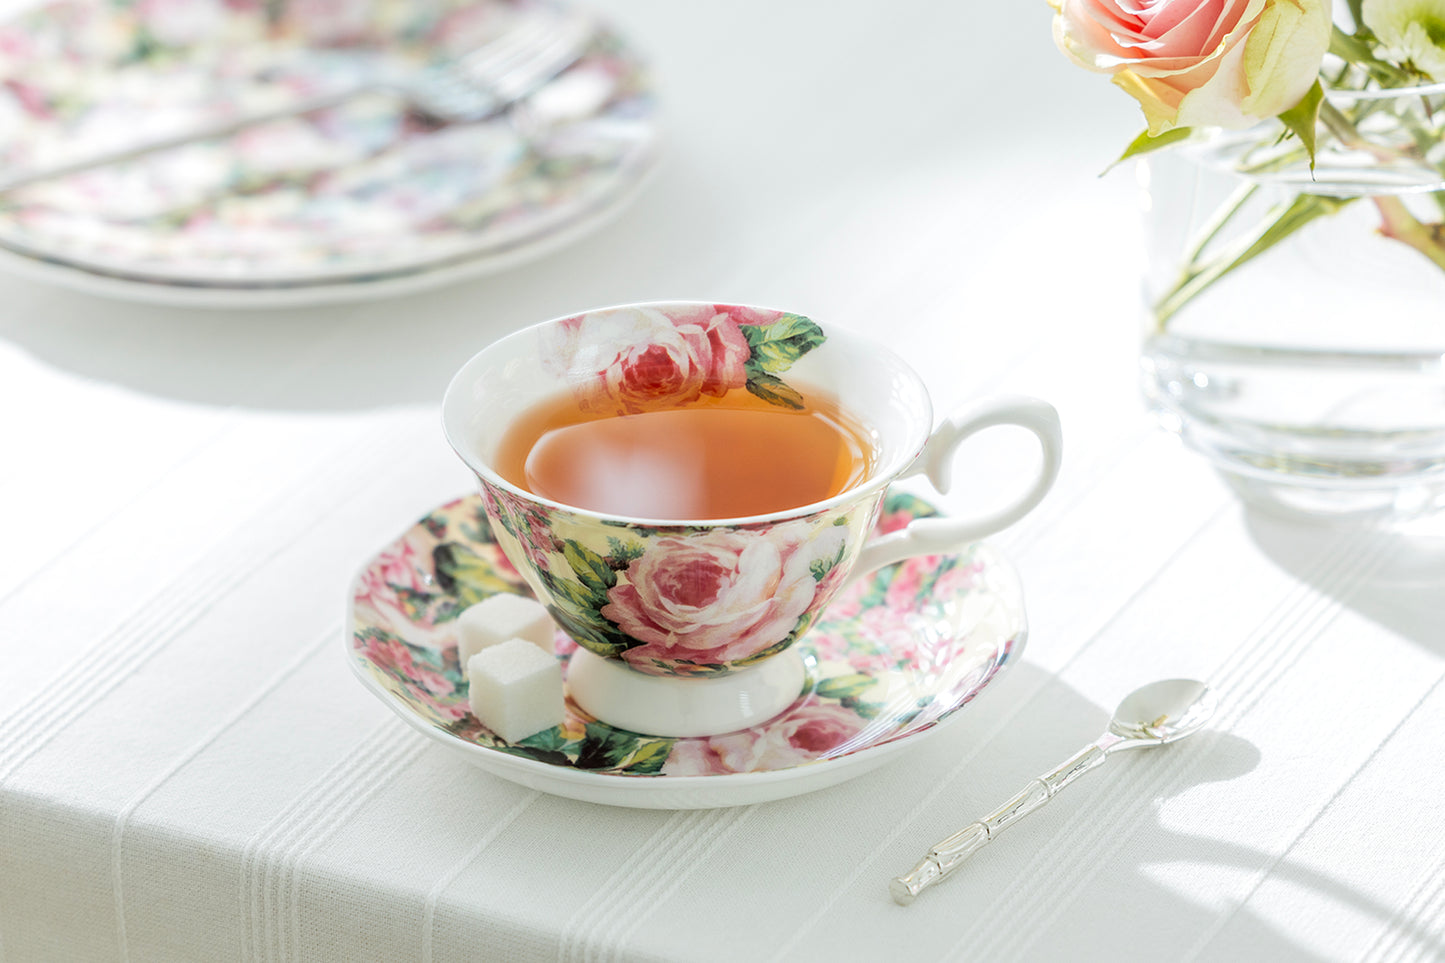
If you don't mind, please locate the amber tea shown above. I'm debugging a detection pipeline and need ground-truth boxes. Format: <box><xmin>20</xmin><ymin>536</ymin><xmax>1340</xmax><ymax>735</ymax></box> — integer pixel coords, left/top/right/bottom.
<box><xmin>494</xmin><ymin>388</ymin><xmax>874</xmax><ymax>520</ymax></box>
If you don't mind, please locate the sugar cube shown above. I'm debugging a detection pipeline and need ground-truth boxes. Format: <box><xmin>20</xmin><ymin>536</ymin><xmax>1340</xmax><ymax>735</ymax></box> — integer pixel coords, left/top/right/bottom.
<box><xmin>467</xmin><ymin>638</ymin><xmax>564</xmax><ymax>743</ymax></box>
<box><xmin>456</xmin><ymin>593</ymin><xmax>555</xmax><ymax>665</ymax></box>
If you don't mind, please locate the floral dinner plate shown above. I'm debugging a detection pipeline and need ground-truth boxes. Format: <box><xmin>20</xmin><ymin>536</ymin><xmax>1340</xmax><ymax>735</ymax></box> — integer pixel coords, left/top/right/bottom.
<box><xmin>0</xmin><ymin>0</ymin><xmax>659</xmax><ymax>305</ymax></box>
<box><xmin>346</xmin><ymin>492</ymin><xmax>1027</xmax><ymax>809</ymax></box>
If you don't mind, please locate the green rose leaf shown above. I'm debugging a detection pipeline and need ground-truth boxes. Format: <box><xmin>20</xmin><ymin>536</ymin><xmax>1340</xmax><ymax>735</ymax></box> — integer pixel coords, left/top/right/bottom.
<box><xmin>601</xmin><ymin>518</ymin><xmax>696</xmax><ymax>539</ymax></box>
<box><xmin>605</xmin><ymin>536</ymin><xmax>645</xmax><ymax>567</ymax></box>
<box><xmin>744</xmin><ymin>370</ymin><xmax>805</xmax><ymax>410</ymax></box>
<box><xmin>816</xmin><ymin>673</ymin><xmax>875</xmax><ymax>701</ymax></box>
<box><xmin>539</xmin><ymin>569</ymin><xmax>600</xmax><ymax>612</ymax></box>
<box><xmin>810</xmin><ymin>543</ymin><xmax>846</xmax><ymax>582</ymax></box>
<box><xmin>391</xmin><ymin>586</ymin><xmax>436</xmax><ymax>622</ymax></box>
<box><xmin>1278</xmin><ymin>79</ymin><xmax>1324</xmax><ymax>169</ymax></box>
<box><xmin>741</xmin><ymin>314</ymin><xmax>826</xmax><ymax>374</ymax></box>
<box><xmin>547</xmin><ymin>604</ymin><xmax>631</xmax><ymax>657</ymax></box>
<box><xmin>563</xmin><ymin>540</ymin><xmax>616</xmax><ymax>598</ymax></box>
<box><xmin>433</xmin><ymin>543</ymin><xmax>519</xmax><ymax>607</ymax></box>
<box><xmin>575</xmin><ymin>723</ymin><xmax>640</xmax><ymax>770</ymax></box>
<box><xmin>1109</xmin><ymin>126</ymin><xmax>1194</xmax><ymax>171</ymax></box>
<box><xmin>621</xmin><ymin>738</ymin><xmax>673</xmax><ymax>775</ymax></box>
<box><xmin>515</xmin><ymin>728</ymin><xmax>573</xmax><ymax>754</ymax></box>
<box><xmin>843</xmin><ymin>694</ymin><xmax>884</xmax><ymax>717</ymax></box>
<box><xmin>735</xmin><ymin>630</ymin><xmax>802</xmax><ymax>668</ymax></box>
<box><xmin>536</xmin><ymin>570</ymin><xmax>634</xmax><ymax>656</ymax></box>
<box><xmin>502</xmin><ymin>744</ymin><xmax>572</xmax><ymax>766</ymax></box>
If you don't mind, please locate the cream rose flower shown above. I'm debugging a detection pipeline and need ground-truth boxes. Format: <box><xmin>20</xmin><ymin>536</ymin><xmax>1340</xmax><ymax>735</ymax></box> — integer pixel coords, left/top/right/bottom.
<box><xmin>1051</xmin><ymin>0</ymin><xmax>1331</xmax><ymax>132</ymax></box>
<box><xmin>1362</xmin><ymin>0</ymin><xmax>1445</xmax><ymax>80</ymax></box>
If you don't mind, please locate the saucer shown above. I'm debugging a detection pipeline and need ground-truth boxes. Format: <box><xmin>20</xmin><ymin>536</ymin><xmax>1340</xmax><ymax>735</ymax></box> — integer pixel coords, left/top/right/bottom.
<box><xmin>0</xmin><ymin>0</ymin><xmax>659</xmax><ymax>306</ymax></box>
<box><xmin>346</xmin><ymin>492</ymin><xmax>1026</xmax><ymax>809</ymax></box>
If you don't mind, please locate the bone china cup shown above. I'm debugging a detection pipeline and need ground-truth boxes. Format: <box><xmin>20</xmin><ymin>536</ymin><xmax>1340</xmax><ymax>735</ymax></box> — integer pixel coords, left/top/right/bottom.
<box><xmin>442</xmin><ymin>301</ymin><xmax>1062</xmax><ymax>737</ymax></box>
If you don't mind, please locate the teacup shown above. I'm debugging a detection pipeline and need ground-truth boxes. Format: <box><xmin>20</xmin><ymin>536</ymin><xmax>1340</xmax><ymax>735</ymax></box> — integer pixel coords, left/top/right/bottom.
<box><xmin>442</xmin><ymin>301</ymin><xmax>1061</xmax><ymax>737</ymax></box>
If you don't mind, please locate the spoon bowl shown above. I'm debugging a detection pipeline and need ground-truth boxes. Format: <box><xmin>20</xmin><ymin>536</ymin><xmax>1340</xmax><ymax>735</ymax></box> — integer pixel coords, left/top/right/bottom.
<box><xmin>1108</xmin><ymin>678</ymin><xmax>1216</xmax><ymax>747</ymax></box>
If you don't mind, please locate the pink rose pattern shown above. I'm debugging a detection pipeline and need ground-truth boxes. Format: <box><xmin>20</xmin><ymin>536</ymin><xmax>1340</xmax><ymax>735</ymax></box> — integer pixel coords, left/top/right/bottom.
<box><xmin>542</xmin><ymin>304</ymin><xmax>821</xmax><ymax>414</ymax></box>
<box><xmin>604</xmin><ymin>525</ymin><xmax>826</xmax><ymax>668</ymax></box>
<box><xmin>350</xmin><ymin>492</ymin><xmax>1019</xmax><ymax>776</ymax></box>
<box><xmin>361</xmin><ymin>635</ymin><xmax>466</xmax><ymax>721</ymax></box>
<box><xmin>352</xmin><ymin>529</ymin><xmax>455</xmax><ymax>649</ymax></box>
<box><xmin>544</xmin><ymin>305</ymin><xmax>752</xmax><ymax>413</ymax></box>
<box><xmin>661</xmin><ymin>701</ymin><xmax>867</xmax><ymax>776</ymax></box>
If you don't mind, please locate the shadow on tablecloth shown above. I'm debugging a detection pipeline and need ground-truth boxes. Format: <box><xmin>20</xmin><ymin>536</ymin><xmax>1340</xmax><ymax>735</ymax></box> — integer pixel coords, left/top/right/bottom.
<box><xmin>1242</xmin><ymin>507</ymin><xmax>1445</xmax><ymax>657</ymax></box>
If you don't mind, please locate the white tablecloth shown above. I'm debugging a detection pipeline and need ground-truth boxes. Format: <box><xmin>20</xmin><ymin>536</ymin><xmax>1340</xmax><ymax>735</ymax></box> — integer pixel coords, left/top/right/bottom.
<box><xmin>4</xmin><ymin>2</ymin><xmax>1444</xmax><ymax>961</ymax></box>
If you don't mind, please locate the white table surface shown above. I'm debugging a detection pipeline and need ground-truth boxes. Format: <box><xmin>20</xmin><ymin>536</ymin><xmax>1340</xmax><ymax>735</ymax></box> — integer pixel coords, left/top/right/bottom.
<box><xmin>4</xmin><ymin>2</ymin><xmax>1445</xmax><ymax>961</ymax></box>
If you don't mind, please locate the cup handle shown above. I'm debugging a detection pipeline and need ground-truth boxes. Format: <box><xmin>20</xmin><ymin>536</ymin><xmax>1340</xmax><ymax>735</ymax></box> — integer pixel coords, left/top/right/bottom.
<box><xmin>845</xmin><ymin>395</ymin><xmax>1062</xmax><ymax>586</ymax></box>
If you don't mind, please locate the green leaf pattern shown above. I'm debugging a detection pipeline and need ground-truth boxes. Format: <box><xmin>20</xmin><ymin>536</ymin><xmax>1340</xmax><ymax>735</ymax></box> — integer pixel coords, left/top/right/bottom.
<box><xmin>740</xmin><ymin>314</ymin><xmax>826</xmax><ymax>410</ymax></box>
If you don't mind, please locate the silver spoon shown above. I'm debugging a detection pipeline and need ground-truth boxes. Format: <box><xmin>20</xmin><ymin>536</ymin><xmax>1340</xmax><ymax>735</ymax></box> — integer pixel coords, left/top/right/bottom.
<box><xmin>890</xmin><ymin>678</ymin><xmax>1215</xmax><ymax>905</ymax></box>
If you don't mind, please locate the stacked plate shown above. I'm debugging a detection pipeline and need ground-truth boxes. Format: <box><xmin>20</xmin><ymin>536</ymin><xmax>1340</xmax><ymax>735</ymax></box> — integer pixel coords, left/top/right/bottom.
<box><xmin>0</xmin><ymin>0</ymin><xmax>660</xmax><ymax>306</ymax></box>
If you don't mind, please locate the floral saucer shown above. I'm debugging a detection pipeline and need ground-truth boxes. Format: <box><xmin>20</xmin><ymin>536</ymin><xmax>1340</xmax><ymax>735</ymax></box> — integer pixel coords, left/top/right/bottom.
<box><xmin>0</xmin><ymin>0</ymin><xmax>659</xmax><ymax>305</ymax></box>
<box><xmin>346</xmin><ymin>492</ymin><xmax>1026</xmax><ymax>809</ymax></box>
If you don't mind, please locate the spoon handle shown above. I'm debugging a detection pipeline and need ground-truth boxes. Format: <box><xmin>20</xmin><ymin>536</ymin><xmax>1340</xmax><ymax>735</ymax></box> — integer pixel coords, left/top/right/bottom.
<box><xmin>890</xmin><ymin>741</ymin><xmax>1109</xmax><ymax>905</ymax></box>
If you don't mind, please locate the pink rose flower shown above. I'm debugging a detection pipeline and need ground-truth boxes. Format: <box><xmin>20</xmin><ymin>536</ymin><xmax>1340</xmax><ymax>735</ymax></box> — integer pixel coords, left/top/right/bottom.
<box><xmin>0</xmin><ymin>25</ymin><xmax>37</xmax><ymax>63</ymax></box>
<box><xmin>430</xmin><ymin>3</ymin><xmax>507</xmax><ymax>54</ymax></box>
<box><xmin>283</xmin><ymin>0</ymin><xmax>371</xmax><ymax>44</ymax></box>
<box><xmin>352</xmin><ymin>592</ymin><xmax>453</xmax><ymax>648</ymax></box>
<box><xmin>544</xmin><ymin>307</ymin><xmax>750</xmax><ymax>412</ymax></box>
<box><xmin>884</xmin><ymin>556</ymin><xmax>935</xmax><ymax>612</ymax></box>
<box><xmin>376</xmin><ymin>533</ymin><xmax>433</xmax><ymax>593</ymax></box>
<box><xmin>662</xmin><ymin>701</ymin><xmax>866</xmax><ymax>774</ymax></box>
<box><xmin>856</xmin><ymin>605</ymin><xmax>918</xmax><ymax>669</ymax></box>
<box><xmin>137</xmin><ymin>0</ymin><xmax>225</xmax><ymax>46</ymax></box>
<box><xmin>822</xmin><ymin>585</ymin><xmax>865</xmax><ymax>621</ymax></box>
<box><xmin>356</xmin><ymin>531</ymin><xmax>433</xmax><ymax>609</ymax></box>
<box><xmin>932</xmin><ymin>558</ymin><xmax>984</xmax><ymax>599</ymax></box>
<box><xmin>874</xmin><ymin>506</ymin><xmax>914</xmax><ymax>535</ymax></box>
<box><xmin>1052</xmin><ymin>0</ymin><xmax>1330</xmax><ymax>132</ymax></box>
<box><xmin>363</xmin><ymin>637</ymin><xmax>457</xmax><ymax>701</ymax></box>
<box><xmin>353</xmin><ymin>534</ymin><xmax>453</xmax><ymax>648</ymax></box>
<box><xmin>604</xmin><ymin>525</ymin><xmax>820</xmax><ymax>668</ymax></box>
<box><xmin>713</xmin><ymin>303</ymin><xmax>783</xmax><ymax>327</ymax></box>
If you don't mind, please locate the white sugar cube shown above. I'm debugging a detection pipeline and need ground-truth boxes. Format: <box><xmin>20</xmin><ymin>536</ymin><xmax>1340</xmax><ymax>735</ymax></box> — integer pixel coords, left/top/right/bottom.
<box><xmin>456</xmin><ymin>593</ymin><xmax>555</xmax><ymax>665</ymax></box>
<box><xmin>467</xmin><ymin>638</ymin><xmax>564</xmax><ymax>743</ymax></box>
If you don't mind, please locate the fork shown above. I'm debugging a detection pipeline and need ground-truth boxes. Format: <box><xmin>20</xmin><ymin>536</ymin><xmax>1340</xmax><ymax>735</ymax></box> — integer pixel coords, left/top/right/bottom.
<box><xmin>0</xmin><ymin>5</ymin><xmax>596</xmax><ymax>194</ymax></box>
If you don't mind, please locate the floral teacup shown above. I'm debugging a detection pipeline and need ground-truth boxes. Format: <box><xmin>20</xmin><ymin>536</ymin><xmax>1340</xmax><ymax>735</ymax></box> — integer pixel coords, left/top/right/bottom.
<box><xmin>442</xmin><ymin>301</ymin><xmax>1062</xmax><ymax>736</ymax></box>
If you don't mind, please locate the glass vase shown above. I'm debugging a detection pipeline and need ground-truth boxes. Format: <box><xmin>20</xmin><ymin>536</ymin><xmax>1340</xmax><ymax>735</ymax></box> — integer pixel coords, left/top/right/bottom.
<box><xmin>1139</xmin><ymin>82</ymin><xmax>1445</xmax><ymax>519</ymax></box>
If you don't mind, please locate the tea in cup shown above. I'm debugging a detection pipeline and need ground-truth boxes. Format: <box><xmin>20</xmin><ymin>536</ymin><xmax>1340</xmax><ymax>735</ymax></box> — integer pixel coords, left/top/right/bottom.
<box><xmin>442</xmin><ymin>301</ymin><xmax>1061</xmax><ymax>737</ymax></box>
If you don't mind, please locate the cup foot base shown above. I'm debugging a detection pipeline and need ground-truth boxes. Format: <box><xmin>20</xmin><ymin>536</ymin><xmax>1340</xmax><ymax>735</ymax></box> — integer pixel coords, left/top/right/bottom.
<box><xmin>566</xmin><ymin>648</ymin><xmax>806</xmax><ymax>738</ymax></box>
